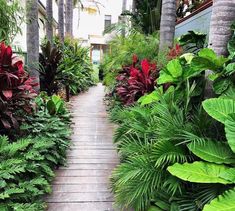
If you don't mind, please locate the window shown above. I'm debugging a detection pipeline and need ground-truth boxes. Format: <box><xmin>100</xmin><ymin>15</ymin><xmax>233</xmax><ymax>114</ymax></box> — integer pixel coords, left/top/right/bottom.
<box><xmin>104</xmin><ymin>15</ymin><xmax>112</xmax><ymax>30</ymax></box>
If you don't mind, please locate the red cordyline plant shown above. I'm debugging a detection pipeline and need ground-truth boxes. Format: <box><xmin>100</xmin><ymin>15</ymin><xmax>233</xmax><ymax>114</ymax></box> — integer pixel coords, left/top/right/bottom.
<box><xmin>167</xmin><ymin>44</ymin><xmax>183</xmax><ymax>60</ymax></box>
<box><xmin>0</xmin><ymin>42</ymin><xmax>38</xmax><ymax>131</ymax></box>
<box><xmin>116</xmin><ymin>54</ymin><xmax>158</xmax><ymax>105</ymax></box>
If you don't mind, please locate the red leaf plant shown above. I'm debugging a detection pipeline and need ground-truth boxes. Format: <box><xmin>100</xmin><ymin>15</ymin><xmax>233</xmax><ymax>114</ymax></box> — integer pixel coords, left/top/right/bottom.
<box><xmin>0</xmin><ymin>42</ymin><xmax>38</xmax><ymax>131</ymax></box>
<box><xmin>167</xmin><ymin>44</ymin><xmax>183</xmax><ymax>60</ymax></box>
<box><xmin>115</xmin><ymin>55</ymin><xmax>158</xmax><ymax>105</ymax></box>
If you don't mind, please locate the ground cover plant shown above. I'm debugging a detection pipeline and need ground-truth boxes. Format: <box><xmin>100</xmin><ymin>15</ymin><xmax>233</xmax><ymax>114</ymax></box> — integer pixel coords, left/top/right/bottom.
<box><xmin>0</xmin><ymin>93</ymin><xmax>71</xmax><ymax>211</ymax></box>
<box><xmin>108</xmin><ymin>29</ymin><xmax>235</xmax><ymax>211</ymax></box>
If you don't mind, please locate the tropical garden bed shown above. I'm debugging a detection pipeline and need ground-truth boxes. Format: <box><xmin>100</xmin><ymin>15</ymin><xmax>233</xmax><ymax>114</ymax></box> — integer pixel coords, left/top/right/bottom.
<box><xmin>101</xmin><ymin>8</ymin><xmax>235</xmax><ymax>211</ymax></box>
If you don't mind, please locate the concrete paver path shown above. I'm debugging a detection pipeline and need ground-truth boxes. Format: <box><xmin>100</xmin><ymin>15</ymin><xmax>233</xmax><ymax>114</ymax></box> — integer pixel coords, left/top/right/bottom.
<box><xmin>46</xmin><ymin>84</ymin><xmax>118</xmax><ymax>211</ymax></box>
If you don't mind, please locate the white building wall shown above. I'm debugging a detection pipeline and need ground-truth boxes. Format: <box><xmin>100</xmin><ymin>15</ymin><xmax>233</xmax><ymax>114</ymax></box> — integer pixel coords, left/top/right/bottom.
<box><xmin>13</xmin><ymin>0</ymin><xmax>58</xmax><ymax>52</ymax></box>
<box><xmin>12</xmin><ymin>0</ymin><xmax>132</xmax><ymax>52</ymax></box>
<box><xmin>73</xmin><ymin>0</ymin><xmax>132</xmax><ymax>43</ymax></box>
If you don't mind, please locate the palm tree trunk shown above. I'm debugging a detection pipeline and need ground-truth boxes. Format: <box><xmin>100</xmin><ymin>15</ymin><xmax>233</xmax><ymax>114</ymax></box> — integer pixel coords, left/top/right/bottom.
<box><xmin>26</xmin><ymin>0</ymin><xmax>40</xmax><ymax>91</ymax></box>
<box><xmin>205</xmin><ymin>0</ymin><xmax>235</xmax><ymax>98</ymax></box>
<box><xmin>122</xmin><ymin>0</ymin><xmax>127</xmax><ymax>37</ymax></box>
<box><xmin>159</xmin><ymin>0</ymin><xmax>176</xmax><ymax>51</ymax></box>
<box><xmin>46</xmin><ymin>0</ymin><xmax>53</xmax><ymax>43</ymax></box>
<box><xmin>58</xmin><ymin>0</ymin><xmax>65</xmax><ymax>43</ymax></box>
<box><xmin>65</xmin><ymin>0</ymin><xmax>73</xmax><ymax>37</ymax></box>
<box><xmin>209</xmin><ymin>0</ymin><xmax>235</xmax><ymax>56</ymax></box>
<box><xmin>132</xmin><ymin>0</ymin><xmax>136</xmax><ymax>14</ymax></box>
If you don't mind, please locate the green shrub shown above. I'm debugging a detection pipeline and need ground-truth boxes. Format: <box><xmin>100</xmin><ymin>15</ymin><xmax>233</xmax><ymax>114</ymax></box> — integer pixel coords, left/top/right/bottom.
<box><xmin>0</xmin><ymin>93</ymin><xmax>71</xmax><ymax>210</ymax></box>
<box><xmin>59</xmin><ymin>38</ymin><xmax>95</xmax><ymax>95</ymax></box>
<box><xmin>101</xmin><ymin>31</ymin><xmax>159</xmax><ymax>88</ymax></box>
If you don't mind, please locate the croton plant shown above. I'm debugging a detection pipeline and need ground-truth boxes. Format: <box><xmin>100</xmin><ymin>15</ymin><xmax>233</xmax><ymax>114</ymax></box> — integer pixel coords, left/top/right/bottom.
<box><xmin>115</xmin><ymin>55</ymin><xmax>158</xmax><ymax>105</ymax></box>
<box><xmin>0</xmin><ymin>42</ymin><xmax>37</xmax><ymax>132</ymax></box>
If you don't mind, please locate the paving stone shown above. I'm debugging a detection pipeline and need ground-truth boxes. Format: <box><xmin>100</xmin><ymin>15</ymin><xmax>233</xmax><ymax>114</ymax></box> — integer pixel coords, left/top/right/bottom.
<box><xmin>67</xmin><ymin>158</ymin><xmax>119</xmax><ymax>164</ymax></box>
<box><xmin>52</xmin><ymin>184</ymin><xmax>111</xmax><ymax>192</ymax></box>
<box><xmin>56</xmin><ymin>169</ymin><xmax>112</xmax><ymax>177</ymax></box>
<box><xmin>47</xmin><ymin>202</ymin><xmax>116</xmax><ymax>211</ymax></box>
<box><xmin>47</xmin><ymin>84</ymin><xmax>119</xmax><ymax>211</ymax></box>
<box><xmin>46</xmin><ymin>192</ymin><xmax>114</xmax><ymax>202</ymax></box>
<box><xmin>53</xmin><ymin>176</ymin><xmax>110</xmax><ymax>184</ymax></box>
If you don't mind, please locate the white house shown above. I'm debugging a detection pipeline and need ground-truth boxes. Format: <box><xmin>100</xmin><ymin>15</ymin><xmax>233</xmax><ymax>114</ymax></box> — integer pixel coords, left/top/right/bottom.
<box><xmin>72</xmin><ymin>0</ymin><xmax>132</xmax><ymax>64</ymax></box>
<box><xmin>12</xmin><ymin>0</ymin><xmax>132</xmax><ymax>63</ymax></box>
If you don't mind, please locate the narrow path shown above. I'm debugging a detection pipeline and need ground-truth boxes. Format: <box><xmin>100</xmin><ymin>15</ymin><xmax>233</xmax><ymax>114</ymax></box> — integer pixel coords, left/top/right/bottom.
<box><xmin>47</xmin><ymin>84</ymin><xmax>118</xmax><ymax>211</ymax></box>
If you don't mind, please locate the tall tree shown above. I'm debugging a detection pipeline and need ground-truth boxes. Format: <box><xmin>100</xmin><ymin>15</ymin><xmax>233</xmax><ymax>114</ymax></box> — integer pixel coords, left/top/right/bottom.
<box><xmin>122</xmin><ymin>0</ymin><xmax>127</xmax><ymax>37</ymax></box>
<box><xmin>132</xmin><ymin>0</ymin><xmax>136</xmax><ymax>13</ymax></box>
<box><xmin>65</xmin><ymin>0</ymin><xmax>73</xmax><ymax>36</ymax></box>
<box><xmin>46</xmin><ymin>0</ymin><xmax>53</xmax><ymax>43</ymax></box>
<box><xmin>26</xmin><ymin>0</ymin><xmax>39</xmax><ymax>90</ymax></box>
<box><xmin>58</xmin><ymin>0</ymin><xmax>65</xmax><ymax>43</ymax></box>
<box><xmin>209</xmin><ymin>0</ymin><xmax>235</xmax><ymax>56</ymax></box>
<box><xmin>205</xmin><ymin>0</ymin><xmax>235</xmax><ymax>98</ymax></box>
<box><xmin>159</xmin><ymin>0</ymin><xmax>176</xmax><ymax>51</ymax></box>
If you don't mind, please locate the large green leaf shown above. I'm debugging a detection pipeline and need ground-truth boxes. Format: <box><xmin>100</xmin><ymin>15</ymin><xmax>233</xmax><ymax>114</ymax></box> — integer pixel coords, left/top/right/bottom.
<box><xmin>190</xmin><ymin>57</ymin><xmax>217</xmax><ymax>71</ymax></box>
<box><xmin>198</xmin><ymin>48</ymin><xmax>228</xmax><ymax>68</ymax></box>
<box><xmin>219</xmin><ymin>168</ymin><xmax>235</xmax><ymax>182</ymax></box>
<box><xmin>167</xmin><ymin>161</ymin><xmax>231</xmax><ymax>184</ymax></box>
<box><xmin>213</xmin><ymin>79</ymin><xmax>232</xmax><ymax>95</ymax></box>
<box><xmin>225</xmin><ymin>114</ymin><xmax>235</xmax><ymax>153</ymax></box>
<box><xmin>225</xmin><ymin>63</ymin><xmax>235</xmax><ymax>75</ymax></box>
<box><xmin>203</xmin><ymin>188</ymin><xmax>235</xmax><ymax>211</ymax></box>
<box><xmin>188</xmin><ymin>140</ymin><xmax>235</xmax><ymax>164</ymax></box>
<box><xmin>157</xmin><ymin>71</ymin><xmax>174</xmax><ymax>84</ymax></box>
<box><xmin>202</xmin><ymin>98</ymin><xmax>235</xmax><ymax>124</ymax></box>
<box><xmin>166</xmin><ymin>59</ymin><xmax>182</xmax><ymax>78</ymax></box>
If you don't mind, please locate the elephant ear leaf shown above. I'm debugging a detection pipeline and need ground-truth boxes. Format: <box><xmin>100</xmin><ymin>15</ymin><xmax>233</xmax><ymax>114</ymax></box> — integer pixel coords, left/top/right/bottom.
<box><xmin>219</xmin><ymin>168</ymin><xmax>235</xmax><ymax>183</ymax></box>
<box><xmin>187</xmin><ymin>140</ymin><xmax>235</xmax><ymax>164</ymax></box>
<box><xmin>198</xmin><ymin>48</ymin><xmax>228</xmax><ymax>68</ymax></box>
<box><xmin>225</xmin><ymin>114</ymin><xmax>235</xmax><ymax>153</ymax></box>
<box><xmin>202</xmin><ymin>98</ymin><xmax>235</xmax><ymax>124</ymax></box>
<box><xmin>203</xmin><ymin>188</ymin><xmax>235</xmax><ymax>211</ymax></box>
<box><xmin>167</xmin><ymin>161</ymin><xmax>231</xmax><ymax>184</ymax></box>
<box><xmin>166</xmin><ymin>59</ymin><xmax>182</xmax><ymax>78</ymax></box>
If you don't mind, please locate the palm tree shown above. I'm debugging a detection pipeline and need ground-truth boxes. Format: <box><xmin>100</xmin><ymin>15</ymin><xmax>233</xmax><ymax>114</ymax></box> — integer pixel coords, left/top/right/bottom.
<box><xmin>122</xmin><ymin>0</ymin><xmax>127</xmax><ymax>37</ymax></box>
<box><xmin>65</xmin><ymin>0</ymin><xmax>73</xmax><ymax>36</ymax></box>
<box><xmin>26</xmin><ymin>0</ymin><xmax>39</xmax><ymax>90</ymax></box>
<box><xmin>159</xmin><ymin>0</ymin><xmax>176</xmax><ymax>51</ymax></box>
<box><xmin>58</xmin><ymin>0</ymin><xmax>65</xmax><ymax>43</ymax></box>
<box><xmin>209</xmin><ymin>0</ymin><xmax>235</xmax><ymax>56</ymax></box>
<box><xmin>46</xmin><ymin>0</ymin><xmax>53</xmax><ymax>43</ymax></box>
<box><xmin>132</xmin><ymin>0</ymin><xmax>136</xmax><ymax>14</ymax></box>
<box><xmin>205</xmin><ymin>0</ymin><xmax>235</xmax><ymax>98</ymax></box>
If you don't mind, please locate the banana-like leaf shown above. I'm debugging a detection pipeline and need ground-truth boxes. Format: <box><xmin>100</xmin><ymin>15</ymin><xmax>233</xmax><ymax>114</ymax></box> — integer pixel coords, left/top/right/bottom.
<box><xmin>167</xmin><ymin>161</ymin><xmax>231</xmax><ymax>184</ymax></box>
<box><xmin>225</xmin><ymin>114</ymin><xmax>235</xmax><ymax>153</ymax></box>
<box><xmin>188</xmin><ymin>140</ymin><xmax>235</xmax><ymax>164</ymax></box>
<box><xmin>202</xmin><ymin>98</ymin><xmax>235</xmax><ymax>124</ymax></box>
<box><xmin>203</xmin><ymin>188</ymin><xmax>235</xmax><ymax>211</ymax></box>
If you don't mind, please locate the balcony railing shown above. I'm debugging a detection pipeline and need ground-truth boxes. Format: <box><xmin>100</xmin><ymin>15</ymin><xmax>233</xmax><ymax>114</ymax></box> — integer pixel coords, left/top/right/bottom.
<box><xmin>176</xmin><ymin>0</ymin><xmax>213</xmax><ymax>24</ymax></box>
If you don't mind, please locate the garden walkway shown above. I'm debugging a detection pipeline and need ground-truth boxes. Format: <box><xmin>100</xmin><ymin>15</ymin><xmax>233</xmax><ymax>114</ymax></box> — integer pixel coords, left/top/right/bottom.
<box><xmin>46</xmin><ymin>83</ymin><xmax>119</xmax><ymax>211</ymax></box>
